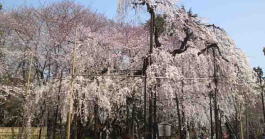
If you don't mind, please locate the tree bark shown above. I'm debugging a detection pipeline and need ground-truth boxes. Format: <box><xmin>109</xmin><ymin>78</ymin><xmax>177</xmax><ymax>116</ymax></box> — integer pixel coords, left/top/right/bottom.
<box><xmin>213</xmin><ymin>49</ymin><xmax>219</xmax><ymax>139</ymax></box>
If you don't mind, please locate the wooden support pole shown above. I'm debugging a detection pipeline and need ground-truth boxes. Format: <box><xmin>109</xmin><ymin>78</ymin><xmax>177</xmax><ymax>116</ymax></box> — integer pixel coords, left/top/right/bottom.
<box><xmin>66</xmin><ymin>28</ymin><xmax>77</xmax><ymax>139</ymax></box>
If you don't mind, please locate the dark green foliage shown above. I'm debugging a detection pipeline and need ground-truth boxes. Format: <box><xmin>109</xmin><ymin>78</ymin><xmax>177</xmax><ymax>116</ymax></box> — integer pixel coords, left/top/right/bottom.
<box><xmin>145</xmin><ymin>15</ymin><xmax>166</xmax><ymax>36</ymax></box>
<box><xmin>254</xmin><ymin>66</ymin><xmax>263</xmax><ymax>78</ymax></box>
<box><xmin>154</xmin><ymin>15</ymin><xmax>166</xmax><ymax>36</ymax></box>
<box><xmin>187</xmin><ymin>8</ymin><xmax>198</xmax><ymax>18</ymax></box>
<box><xmin>181</xmin><ymin>6</ymin><xmax>198</xmax><ymax>18</ymax></box>
<box><xmin>0</xmin><ymin>3</ymin><xmax>2</xmax><ymax>10</ymax></box>
<box><xmin>0</xmin><ymin>89</ymin><xmax>24</xmax><ymax>126</ymax></box>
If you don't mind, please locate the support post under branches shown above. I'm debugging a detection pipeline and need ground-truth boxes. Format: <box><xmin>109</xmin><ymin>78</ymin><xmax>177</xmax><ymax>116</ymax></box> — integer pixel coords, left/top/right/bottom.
<box><xmin>259</xmin><ymin>75</ymin><xmax>265</xmax><ymax>132</ymax></box>
<box><xmin>66</xmin><ymin>28</ymin><xmax>77</xmax><ymax>139</ymax></box>
<box><xmin>213</xmin><ymin>49</ymin><xmax>219</xmax><ymax>139</ymax></box>
<box><xmin>209</xmin><ymin>91</ymin><xmax>214</xmax><ymax>139</ymax></box>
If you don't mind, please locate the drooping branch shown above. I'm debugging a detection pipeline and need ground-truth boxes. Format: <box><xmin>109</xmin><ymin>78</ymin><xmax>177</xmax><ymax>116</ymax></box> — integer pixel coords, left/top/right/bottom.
<box><xmin>198</xmin><ymin>42</ymin><xmax>229</xmax><ymax>62</ymax></box>
<box><xmin>205</xmin><ymin>24</ymin><xmax>224</xmax><ymax>32</ymax></box>
<box><xmin>170</xmin><ymin>27</ymin><xmax>193</xmax><ymax>56</ymax></box>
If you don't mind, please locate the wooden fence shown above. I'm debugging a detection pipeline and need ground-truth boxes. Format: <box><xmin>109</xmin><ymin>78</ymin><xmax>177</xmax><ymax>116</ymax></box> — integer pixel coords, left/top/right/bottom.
<box><xmin>0</xmin><ymin>127</ymin><xmax>47</xmax><ymax>139</ymax></box>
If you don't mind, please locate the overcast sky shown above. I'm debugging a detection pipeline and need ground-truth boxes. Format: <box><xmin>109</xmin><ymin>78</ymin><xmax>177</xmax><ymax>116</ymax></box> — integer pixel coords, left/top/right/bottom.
<box><xmin>2</xmin><ymin>0</ymin><xmax>265</xmax><ymax>69</ymax></box>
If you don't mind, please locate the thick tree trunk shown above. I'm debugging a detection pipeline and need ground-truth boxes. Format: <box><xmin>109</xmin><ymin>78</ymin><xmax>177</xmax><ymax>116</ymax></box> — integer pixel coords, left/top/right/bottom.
<box><xmin>143</xmin><ymin>3</ymin><xmax>155</xmax><ymax>139</ymax></box>
<box><xmin>213</xmin><ymin>49</ymin><xmax>219</xmax><ymax>139</ymax></box>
